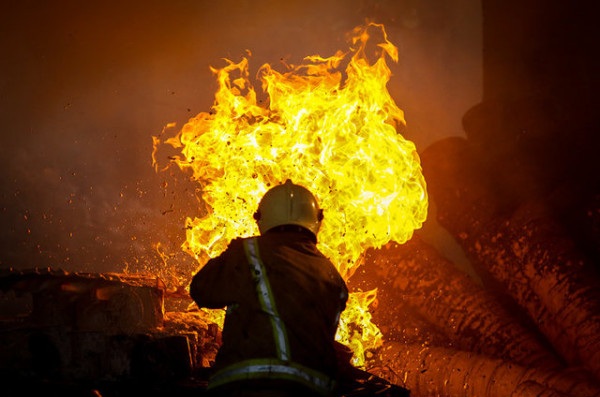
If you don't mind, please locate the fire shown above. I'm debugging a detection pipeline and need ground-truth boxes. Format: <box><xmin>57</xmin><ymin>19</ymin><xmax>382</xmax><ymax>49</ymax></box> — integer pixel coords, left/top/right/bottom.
<box><xmin>155</xmin><ymin>22</ymin><xmax>428</xmax><ymax>366</ymax></box>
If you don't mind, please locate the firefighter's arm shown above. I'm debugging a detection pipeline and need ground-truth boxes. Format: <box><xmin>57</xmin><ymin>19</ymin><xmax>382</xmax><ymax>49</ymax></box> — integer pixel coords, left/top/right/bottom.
<box><xmin>189</xmin><ymin>255</ymin><xmax>236</xmax><ymax>309</ymax></box>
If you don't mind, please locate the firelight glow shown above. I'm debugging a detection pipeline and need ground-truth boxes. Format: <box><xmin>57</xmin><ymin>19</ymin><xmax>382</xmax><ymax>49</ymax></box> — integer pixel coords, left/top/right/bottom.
<box><xmin>154</xmin><ymin>22</ymin><xmax>428</xmax><ymax>366</ymax></box>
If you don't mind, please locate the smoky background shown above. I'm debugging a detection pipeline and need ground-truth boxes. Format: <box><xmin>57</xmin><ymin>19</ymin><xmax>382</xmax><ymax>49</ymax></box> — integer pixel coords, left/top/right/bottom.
<box><xmin>0</xmin><ymin>0</ymin><xmax>481</xmax><ymax>277</ymax></box>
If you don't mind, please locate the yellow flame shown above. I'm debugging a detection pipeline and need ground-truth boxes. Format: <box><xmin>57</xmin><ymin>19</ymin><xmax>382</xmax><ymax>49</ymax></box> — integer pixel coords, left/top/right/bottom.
<box><xmin>337</xmin><ymin>288</ymin><xmax>383</xmax><ymax>365</ymax></box>
<box><xmin>157</xmin><ymin>22</ymin><xmax>427</xmax><ymax>367</ymax></box>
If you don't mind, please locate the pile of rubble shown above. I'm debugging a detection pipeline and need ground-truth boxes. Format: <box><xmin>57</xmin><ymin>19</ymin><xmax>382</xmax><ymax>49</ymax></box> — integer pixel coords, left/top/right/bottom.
<box><xmin>0</xmin><ymin>267</ymin><xmax>216</xmax><ymax>396</ymax></box>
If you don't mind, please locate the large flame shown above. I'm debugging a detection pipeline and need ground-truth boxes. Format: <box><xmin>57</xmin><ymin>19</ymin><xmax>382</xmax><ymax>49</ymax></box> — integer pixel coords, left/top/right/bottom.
<box><xmin>155</xmin><ymin>22</ymin><xmax>428</xmax><ymax>366</ymax></box>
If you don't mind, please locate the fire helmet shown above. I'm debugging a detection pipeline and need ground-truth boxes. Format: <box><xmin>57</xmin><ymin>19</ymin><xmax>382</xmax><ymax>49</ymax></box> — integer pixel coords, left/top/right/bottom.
<box><xmin>254</xmin><ymin>179</ymin><xmax>324</xmax><ymax>237</ymax></box>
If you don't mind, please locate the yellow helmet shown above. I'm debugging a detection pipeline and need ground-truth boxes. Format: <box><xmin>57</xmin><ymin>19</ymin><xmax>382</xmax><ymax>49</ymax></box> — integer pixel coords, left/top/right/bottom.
<box><xmin>254</xmin><ymin>179</ymin><xmax>324</xmax><ymax>237</ymax></box>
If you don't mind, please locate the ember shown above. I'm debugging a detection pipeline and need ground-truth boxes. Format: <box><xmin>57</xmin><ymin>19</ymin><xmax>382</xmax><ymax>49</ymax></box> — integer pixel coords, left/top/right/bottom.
<box><xmin>154</xmin><ymin>22</ymin><xmax>428</xmax><ymax>366</ymax></box>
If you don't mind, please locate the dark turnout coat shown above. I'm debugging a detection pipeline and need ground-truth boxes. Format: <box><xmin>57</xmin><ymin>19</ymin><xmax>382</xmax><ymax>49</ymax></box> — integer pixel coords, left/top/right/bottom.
<box><xmin>190</xmin><ymin>229</ymin><xmax>348</xmax><ymax>395</ymax></box>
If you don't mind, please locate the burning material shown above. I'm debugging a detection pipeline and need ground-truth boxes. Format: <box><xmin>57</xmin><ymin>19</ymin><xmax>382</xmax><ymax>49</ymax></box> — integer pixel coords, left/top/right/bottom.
<box><xmin>154</xmin><ymin>22</ymin><xmax>428</xmax><ymax>365</ymax></box>
<box><xmin>353</xmin><ymin>235</ymin><xmax>564</xmax><ymax>371</ymax></box>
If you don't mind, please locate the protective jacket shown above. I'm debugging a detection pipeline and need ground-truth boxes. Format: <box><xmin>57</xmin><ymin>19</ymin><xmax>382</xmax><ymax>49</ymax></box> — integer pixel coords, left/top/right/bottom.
<box><xmin>190</xmin><ymin>228</ymin><xmax>348</xmax><ymax>396</ymax></box>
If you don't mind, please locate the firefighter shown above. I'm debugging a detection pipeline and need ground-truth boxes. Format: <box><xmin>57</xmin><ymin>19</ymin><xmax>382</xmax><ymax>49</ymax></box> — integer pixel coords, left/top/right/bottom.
<box><xmin>190</xmin><ymin>179</ymin><xmax>348</xmax><ymax>397</ymax></box>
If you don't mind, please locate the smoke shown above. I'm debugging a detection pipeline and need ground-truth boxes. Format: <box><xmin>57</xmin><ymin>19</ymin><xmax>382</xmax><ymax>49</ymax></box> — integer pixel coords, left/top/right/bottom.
<box><xmin>0</xmin><ymin>0</ymin><xmax>482</xmax><ymax>275</ymax></box>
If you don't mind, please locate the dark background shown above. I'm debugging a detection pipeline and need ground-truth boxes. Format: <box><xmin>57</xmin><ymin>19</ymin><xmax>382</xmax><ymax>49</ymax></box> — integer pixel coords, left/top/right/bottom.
<box><xmin>0</xmin><ymin>0</ymin><xmax>483</xmax><ymax>275</ymax></box>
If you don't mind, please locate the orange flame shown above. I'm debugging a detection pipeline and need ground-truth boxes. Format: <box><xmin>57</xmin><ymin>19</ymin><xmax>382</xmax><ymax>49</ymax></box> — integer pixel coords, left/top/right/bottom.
<box><xmin>156</xmin><ymin>22</ymin><xmax>428</xmax><ymax>366</ymax></box>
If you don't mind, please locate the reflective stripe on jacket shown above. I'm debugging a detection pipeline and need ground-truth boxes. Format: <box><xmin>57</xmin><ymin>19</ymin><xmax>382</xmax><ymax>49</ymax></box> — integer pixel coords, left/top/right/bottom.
<box><xmin>209</xmin><ymin>358</ymin><xmax>336</xmax><ymax>395</ymax></box>
<box><xmin>244</xmin><ymin>238</ymin><xmax>290</xmax><ymax>361</ymax></box>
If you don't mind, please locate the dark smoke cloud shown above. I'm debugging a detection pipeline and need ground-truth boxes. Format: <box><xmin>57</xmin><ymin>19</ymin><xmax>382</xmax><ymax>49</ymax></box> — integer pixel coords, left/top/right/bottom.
<box><xmin>0</xmin><ymin>0</ymin><xmax>481</xmax><ymax>275</ymax></box>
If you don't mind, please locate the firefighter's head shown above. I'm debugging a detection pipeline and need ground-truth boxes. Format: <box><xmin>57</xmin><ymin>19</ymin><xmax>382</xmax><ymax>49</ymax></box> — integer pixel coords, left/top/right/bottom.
<box><xmin>253</xmin><ymin>179</ymin><xmax>324</xmax><ymax>239</ymax></box>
